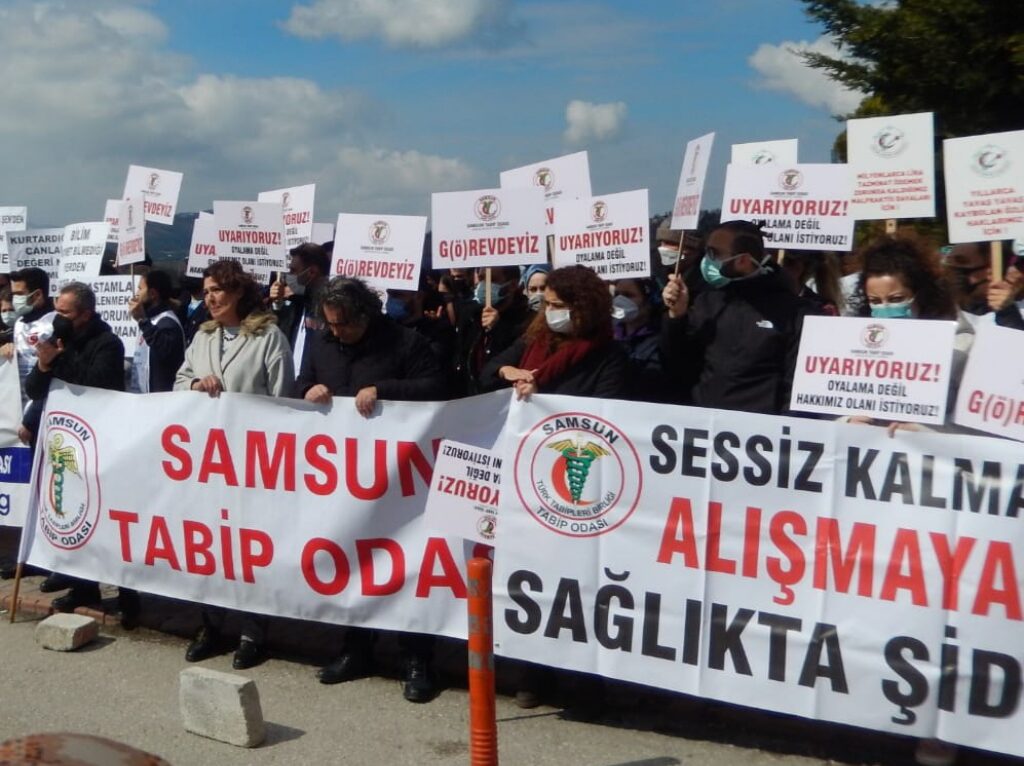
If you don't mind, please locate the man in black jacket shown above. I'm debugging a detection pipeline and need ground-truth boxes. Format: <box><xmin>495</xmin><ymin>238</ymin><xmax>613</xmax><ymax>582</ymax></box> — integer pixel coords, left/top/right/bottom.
<box><xmin>270</xmin><ymin>242</ymin><xmax>331</xmax><ymax>375</ymax></box>
<box><xmin>661</xmin><ymin>220</ymin><xmax>818</xmax><ymax>414</ymax></box>
<box><xmin>129</xmin><ymin>269</ymin><xmax>185</xmax><ymax>392</ymax></box>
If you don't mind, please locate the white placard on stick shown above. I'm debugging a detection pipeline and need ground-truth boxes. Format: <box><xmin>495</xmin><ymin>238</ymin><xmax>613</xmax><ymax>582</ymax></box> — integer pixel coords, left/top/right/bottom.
<box><xmin>258</xmin><ymin>183</ymin><xmax>315</xmax><ymax>249</ymax></box>
<box><xmin>7</xmin><ymin>229</ymin><xmax>62</xmax><ymax>295</ymax></box>
<box><xmin>0</xmin><ymin>206</ymin><xmax>28</xmax><ymax>272</ymax></box>
<box><xmin>731</xmin><ymin>139</ymin><xmax>798</xmax><ymax>166</ymax></box>
<box><xmin>500</xmin><ymin>151</ymin><xmax>592</xmax><ymax>231</ymax></box>
<box><xmin>954</xmin><ymin>323</ymin><xmax>1024</xmax><ymax>440</ymax></box>
<box><xmin>86</xmin><ymin>275</ymin><xmax>142</xmax><ymax>358</ymax></box>
<box><xmin>212</xmin><ymin>201</ymin><xmax>288</xmax><ymax>284</ymax></box>
<box><xmin>721</xmin><ymin>163</ymin><xmax>855</xmax><ymax>251</ymax></box>
<box><xmin>431</xmin><ymin>187</ymin><xmax>546</xmax><ymax>270</ymax></box>
<box><xmin>332</xmin><ymin>214</ymin><xmax>427</xmax><ymax>292</ymax></box>
<box><xmin>116</xmin><ymin>197</ymin><xmax>146</xmax><ymax>266</ymax></box>
<box><xmin>185</xmin><ymin>214</ymin><xmax>218</xmax><ymax>279</ymax></box>
<box><xmin>553</xmin><ymin>189</ymin><xmax>650</xmax><ymax>280</ymax></box>
<box><xmin>671</xmin><ymin>132</ymin><xmax>715</xmax><ymax>230</ymax></box>
<box><xmin>790</xmin><ymin>315</ymin><xmax>956</xmax><ymax>425</ymax></box>
<box><xmin>943</xmin><ymin>129</ymin><xmax>1024</xmax><ymax>244</ymax></box>
<box><xmin>424</xmin><ymin>439</ymin><xmax>500</xmax><ymax>545</ymax></box>
<box><xmin>847</xmin><ymin>112</ymin><xmax>936</xmax><ymax>221</ymax></box>
<box><xmin>60</xmin><ymin>222</ymin><xmax>109</xmax><ymax>284</ymax></box>
<box><xmin>123</xmin><ymin>165</ymin><xmax>183</xmax><ymax>225</ymax></box>
<box><xmin>104</xmin><ymin>199</ymin><xmax>121</xmax><ymax>244</ymax></box>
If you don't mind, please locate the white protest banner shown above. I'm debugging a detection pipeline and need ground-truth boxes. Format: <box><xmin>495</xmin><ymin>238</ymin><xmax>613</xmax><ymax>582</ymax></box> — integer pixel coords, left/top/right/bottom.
<box><xmin>116</xmin><ymin>197</ymin><xmax>146</xmax><ymax>266</ymax></box>
<box><xmin>332</xmin><ymin>213</ymin><xmax>427</xmax><ymax>292</ymax></box>
<box><xmin>312</xmin><ymin>222</ymin><xmax>335</xmax><ymax>245</ymax></box>
<box><xmin>22</xmin><ymin>385</ymin><xmax>508</xmax><ymax>638</ymax></box>
<box><xmin>0</xmin><ymin>359</ymin><xmax>32</xmax><ymax>527</ymax></box>
<box><xmin>104</xmin><ymin>199</ymin><xmax>121</xmax><ymax>244</ymax></box>
<box><xmin>212</xmin><ymin>201</ymin><xmax>288</xmax><ymax>284</ymax></box>
<box><xmin>954</xmin><ymin>323</ymin><xmax>1024</xmax><ymax>439</ymax></box>
<box><xmin>500</xmin><ymin>151</ymin><xmax>592</xmax><ymax>231</ymax></box>
<box><xmin>731</xmin><ymin>139</ymin><xmax>798</xmax><ymax>166</ymax></box>
<box><xmin>552</xmin><ymin>189</ymin><xmax>650</xmax><ymax>280</ymax></box>
<box><xmin>721</xmin><ymin>163</ymin><xmax>855</xmax><ymax>251</ymax></box>
<box><xmin>496</xmin><ymin>394</ymin><xmax>1024</xmax><ymax>759</ymax></box>
<box><xmin>85</xmin><ymin>276</ymin><xmax>142</xmax><ymax>358</ymax></box>
<box><xmin>258</xmin><ymin>183</ymin><xmax>315</xmax><ymax>249</ymax></box>
<box><xmin>185</xmin><ymin>213</ymin><xmax>217</xmax><ymax>279</ymax></box>
<box><xmin>0</xmin><ymin>206</ymin><xmax>28</xmax><ymax>272</ymax></box>
<box><xmin>8</xmin><ymin>229</ymin><xmax>62</xmax><ymax>296</ymax></box>
<box><xmin>671</xmin><ymin>132</ymin><xmax>715</xmax><ymax>230</ymax></box>
<box><xmin>847</xmin><ymin>112</ymin><xmax>936</xmax><ymax>221</ymax></box>
<box><xmin>123</xmin><ymin>165</ymin><xmax>183</xmax><ymax>225</ymax></box>
<box><xmin>790</xmin><ymin>315</ymin><xmax>955</xmax><ymax>424</ymax></box>
<box><xmin>59</xmin><ymin>222</ymin><xmax>109</xmax><ymax>284</ymax></box>
<box><xmin>431</xmin><ymin>187</ymin><xmax>546</xmax><ymax>270</ymax></box>
<box><xmin>943</xmin><ymin>130</ymin><xmax>1024</xmax><ymax>244</ymax></box>
<box><xmin>424</xmin><ymin>440</ymin><xmax>500</xmax><ymax>545</ymax></box>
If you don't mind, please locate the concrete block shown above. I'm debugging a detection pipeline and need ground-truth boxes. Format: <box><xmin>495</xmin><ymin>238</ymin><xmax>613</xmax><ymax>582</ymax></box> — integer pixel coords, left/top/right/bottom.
<box><xmin>34</xmin><ymin>613</ymin><xmax>99</xmax><ymax>651</ymax></box>
<box><xmin>179</xmin><ymin>667</ymin><xmax>266</xmax><ymax>748</ymax></box>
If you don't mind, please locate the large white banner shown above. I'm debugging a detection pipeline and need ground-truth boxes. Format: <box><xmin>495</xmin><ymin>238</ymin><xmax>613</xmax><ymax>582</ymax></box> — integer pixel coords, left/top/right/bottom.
<box><xmin>0</xmin><ymin>206</ymin><xmax>28</xmax><ymax>272</ymax></box>
<box><xmin>552</xmin><ymin>189</ymin><xmax>650</xmax><ymax>280</ymax></box>
<box><xmin>500</xmin><ymin>151</ymin><xmax>592</xmax><ymax>232</ymax></box>
<box><xmin>731</xmin><ymin>139</ymin><xmax>798</xmax><ymax>166</ymax></box>
<box><xmin>0</xmin><ymin>360</ymin><xmax>32</xmax><ymax>527</ymax></box>
<box><xmin>943</xmin><ymin>130</ymin><xmax>1024</xmax><ymax>244</ymax></box>
<box><xmin>332</xmin><ymin>213</ymin><xmax>427</xmax><ymax>292</ymax></box>
<box><xmin>22</xmin><ymin>386</ymin><xmax>508</xmax><ymax>638</ymax></box>
<box><xmin>60</xmin><ymin>222</ymin><xmax>109</xmax><ymax>284</ymax></box>
<box><xmin>212</xmin><ymin>201</ymin><xmax>288</xmax><ymax>284</ymax></box>
<box><xmin>496</xmin><ymin>395</ymin><xmax>1024</xmax><ymax>759</ymax></box>
<box><xmin>123</xmin><ymin>165</ymin><xmax>183</xmax><ymax>225</ymax></box>
<box><xmin>954</xmin><ymin>323</ymin><xmax>1024</xmax><ymax>440</ymax></box>
<box><xmin>672</xmin><ymin>132</ymin><xmax>715</xmax><ymax>231</ymax></box>
<box><xmin>258</xmin><ymin>183</ymin><xmax>315</xmax><ymax>249</ymax></box>
<box><xmin>847</xmin><ymin>112</ymin><xmax>936</xmax><ymax>221</ymax></box>
<box><xmin>7</xmin><ymin>229</ymin><xmax>62</xmax><ymax>296</ymax></box>
<box><xmin>721</xmin><ymin>164</ymin><xmax>855</xmax><ymax>251</ymax></box>
<box><xmin>431</xmin><ymin>187</ymin><xmax>546</xmax><ymax>270</ymax></box>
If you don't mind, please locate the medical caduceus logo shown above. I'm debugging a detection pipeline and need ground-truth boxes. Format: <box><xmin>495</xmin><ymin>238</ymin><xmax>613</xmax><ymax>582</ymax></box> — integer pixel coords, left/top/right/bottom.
<box><xmin>39</xmin><ymin>413</ymin><xmax>101</xmax><ymax>551</ymax></box>
<box><xmin>47</xmin><ymin>434</ymin><xmax>80</xmax><ymax>518</ymax></box>
<box><xmin>514</xmin><ymin>412</ymin><xmax>642</xmax><ymax>538</ymax></box>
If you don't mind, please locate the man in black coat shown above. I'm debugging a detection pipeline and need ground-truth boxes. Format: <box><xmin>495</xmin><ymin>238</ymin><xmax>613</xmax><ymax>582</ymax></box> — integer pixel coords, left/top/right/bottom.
<box><xmin>270</xmin><ymin>242</ymin><xmax>331</xmax><ymax>375</ymax></box>
<box><xmin>128</xmin><ymin>269</ymin><xmax>185</xmax><ymax>393</ymax></box>
<box><xmin>661</xmin><ymin>220</ymin><xmax>818</xmax><ymax>415</ymax></box>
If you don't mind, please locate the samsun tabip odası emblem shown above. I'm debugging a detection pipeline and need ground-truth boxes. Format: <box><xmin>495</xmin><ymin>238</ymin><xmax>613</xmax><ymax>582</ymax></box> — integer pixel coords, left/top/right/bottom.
<box><xmin>513</xmin><ymin>412</ymin><xmax>642</xmax><ymax>538</ymax></box>
<box><xmin>39</xmin><ymin>413</ymin><xmax>101</xmax><ymax>550</ymax></box>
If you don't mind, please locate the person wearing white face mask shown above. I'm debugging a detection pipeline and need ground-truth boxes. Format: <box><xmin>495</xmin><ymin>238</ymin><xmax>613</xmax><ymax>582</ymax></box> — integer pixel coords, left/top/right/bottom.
<box><xmin>612</xmin><ymin>278</ymin><xmax>671</xmax><ymax>402</ymax></box>
<box><xmin>0</xmin><ymin>268</ymin><xmax>56</xmax><ymax>437</ymax></box>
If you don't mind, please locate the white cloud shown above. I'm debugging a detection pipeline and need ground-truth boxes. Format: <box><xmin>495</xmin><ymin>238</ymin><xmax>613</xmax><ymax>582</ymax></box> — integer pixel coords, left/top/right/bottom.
<box><xmin>748</xmin><ymin>35</ymin><xmax>865</xmax><ymax>115</ymax></box>
<box><xmin>282</xmin><ymin>0</ymin><xmax>517</xmax><ymax>48</ymax></box>
<box><xmin>563</xmin><ymin>100</ymin><xmax>627</xmax><ymax>145</ymax></box>
<box><xmin>0</xmin><ymin>1</ymin><xmax>475</xmax><ymax>224</ymax></box>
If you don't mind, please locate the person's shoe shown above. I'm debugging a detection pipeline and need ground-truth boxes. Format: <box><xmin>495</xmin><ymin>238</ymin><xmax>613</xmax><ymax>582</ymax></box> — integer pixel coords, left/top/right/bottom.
<box><xmin>117</xmin><ymin>589</ymin><xmax>141</xmax><ymax>631</ymax></box>
<box><xmin>50</xmin><ymin>586</ymin><xmax>101</xmax><ymax>613</ymax></box>
<box><xmin>39</xmin><ymin>572</ymin><xmax>74</xmax><ymax>593</ymax></box>
<box><xmin>232</xmin><ymin>639</ymin><xmax>267</xmax><ymax>670</ymax></box>
<box><xmin>402</xmin><ymin>655</ymin><xmax>437</xmax><ymax>703</ymax></box>
<box><xmin>316</xmin><ymin>650</ymin><xmax>370</xmax><ymax>685</ymax></box>
<box><xmin>915</xmin><ymin>739</ymin><xmax>958</xmax><ymax>766</ymax></box>
<box><xmin>185</xmin><ymin>627</ymin><xmax>221</xmax><ymax>663</ymax></box>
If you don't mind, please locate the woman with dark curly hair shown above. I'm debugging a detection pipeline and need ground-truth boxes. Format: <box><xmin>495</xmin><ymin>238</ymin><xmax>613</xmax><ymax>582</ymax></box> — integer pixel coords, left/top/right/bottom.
<box><xmin>480</xmin><ymin>265</ymin><xmax>627</xmax><ymax>399</ymax></box>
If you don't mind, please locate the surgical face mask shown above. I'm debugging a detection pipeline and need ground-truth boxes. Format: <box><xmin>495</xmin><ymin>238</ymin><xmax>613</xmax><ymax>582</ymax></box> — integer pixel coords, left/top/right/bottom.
<box><xmin>869</xmin><ymin>300</ymin><xmax>914</xmax><ymax>319</ymax></box>
<box><xmin>545</xmin><ymin>307</ymin><xmax>573</xmax><ymax>334</ymax></box>
<box><xmin>658</xmin><ymin>246</ymin><xmax>680</xmax><ymax>267</ymax></box>
<box><xmin>527</xmin><ymin>292</ymin><xmax>544</xmax><ymax>311</ymax></box>
<box><xmin>12</xmin><ymin>292</ymin><xmax>35</xmax><ymax>317</ymax></box>
<box><xmin>1</xmin><ymin>311</ymin><xmax>17</xmax><ymax>327</ymax></box>
<box><xmin>474</xmin><ymin>281</ymin><xmax>507</xmax><ymax>306</ymax></box>
<box><xmin>385</xmin><ymin>295</ymin><xmax>410</xmax><ymax>322</ymax></box>
<box><xmin>284</xmin><ymin>273</ymin><xmax>306</xmax><ymax>296</ymax></box>
<box><xmin>700</xmin><ymin>255</ymin><xmax>734</xmax><ymax>289</ymax></box>
<box><xmin>612</xmin><ymin>294</ymin><xmax>640</xmax><ymax>323</ymax></box>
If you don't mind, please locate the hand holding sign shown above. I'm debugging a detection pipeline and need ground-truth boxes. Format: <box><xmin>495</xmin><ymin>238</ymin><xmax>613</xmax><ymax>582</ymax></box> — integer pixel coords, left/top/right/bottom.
<box><xmin>662</xmin><ymin>273</ymin><xmax>689</xmax><ymax>318</ymax></box>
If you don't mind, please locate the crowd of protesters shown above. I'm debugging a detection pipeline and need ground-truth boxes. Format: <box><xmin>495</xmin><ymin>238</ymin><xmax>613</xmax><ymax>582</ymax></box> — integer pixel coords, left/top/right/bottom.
<box><xmin>0</xmin><ymin>219</ymin><xmax>1020</xmax><ymax>763</ymax></box>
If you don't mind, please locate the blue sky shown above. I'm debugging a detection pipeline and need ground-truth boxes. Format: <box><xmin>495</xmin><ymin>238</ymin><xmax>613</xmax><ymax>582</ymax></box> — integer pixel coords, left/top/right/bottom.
<box><xmin>0</xmin><ymin>0</ymin><xmax>863</xmax><ymax>226</ymax></box>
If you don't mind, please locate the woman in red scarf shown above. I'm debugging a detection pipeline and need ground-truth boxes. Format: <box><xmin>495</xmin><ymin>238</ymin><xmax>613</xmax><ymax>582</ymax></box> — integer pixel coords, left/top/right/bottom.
<box><xmin>481</xmin><ymin>265</ymin><xmax>627</xmax><ymax>399</ymax></box>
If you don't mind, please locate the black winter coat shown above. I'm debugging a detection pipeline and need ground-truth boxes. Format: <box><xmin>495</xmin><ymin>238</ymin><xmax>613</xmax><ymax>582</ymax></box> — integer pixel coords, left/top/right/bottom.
<box><xmin>296</xmin><ymin>317</ymin><xmax>446</xmax><ymax>401</ymax></box>
<box><xmin>660</xmin><ymin>266</ymin><xmax>818</xmax><ymax>414</ymax></box>
<box><xmin>138</xmin><ymin>303</ymin><xmax>185</xmax><ymax>392</ymax></box>
<box><xmin>479</xmin><ymin>337</ymin><xmax>628</xmax><ymax>399</ymax></box>
<box><xmin>25</xmin><ymin>314</ymin><xmax>125</xmax><ymax>401</ymax></box>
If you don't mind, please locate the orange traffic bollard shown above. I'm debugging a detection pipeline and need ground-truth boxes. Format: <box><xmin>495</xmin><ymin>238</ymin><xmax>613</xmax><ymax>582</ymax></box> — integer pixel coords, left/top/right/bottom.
<box><xmin>467</xmin><ymin>557</ymin><xmax>497</xmax><ymax>765</ymax></box>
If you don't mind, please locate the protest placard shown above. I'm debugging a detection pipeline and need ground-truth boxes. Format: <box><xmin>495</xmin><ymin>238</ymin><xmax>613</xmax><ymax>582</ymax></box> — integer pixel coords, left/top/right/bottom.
<box><xmin>943</xmin><ymin>129</ymin><xmax>1024</xmax><ymax>244</ymax></box>
<box><xmin>790</xmin><ymin>315</ymin><xmax>955</xmax><ymax>424</ymax></box>
<box><xmin>104</xmin><ymin>199</ymin><xmax>120</xmax><ymax>243</ymax></box>
<box><xmin>500</xmin><ymin>151</ymin><xmax>592</xmax><ymax>231</ymax></box>
<box><xmin>185</xmin><ymin>213</ymin><xmax>217</xmax><ymax>279</ymax></box>
<box><xmin>0</xmin><ymin>206</ymin><xmax>27</xmax><ymax>272</ymax></box>
<box><xmin>671</xmin><ymin>132</ymin><xmax>715</xmax><ymax>231</ymax></box>
<box><xmin>552</xmin><ymin>189</ymin><xmax>650</xmax><ymax>279</ymax></box>
<box><xmin>0</xmin><ymin>359</ymin><xmax>31</xmax><ymax>527</ymax></box>
<box><xmin>8</xmin><ymin>229</ymin><xmax>62</xmax><ymax>295</ymax></box>
<box><xmin>847</xmin><ymin>112</ymin><xmax>936</xmax><ymax>221</ymax></box>
<box><xmin>954</xmin><ymin>323</ymin><xmax>1024</xmax><ymax>440</ymax></box>
<box><xmin>424</xmin><ymin>439</ymin><xmax>500</xmax><ymax>545</ymax></box>
<box><xmin>212</xmin><ymin>201</ymin><xmax>288</xmax><ymax>284</ymax></box>
<box><xmin>431</xmin><ymin>187</ymin><xmax>546</xmax><ymax>270</ymax></box>
<box><xmin>85</xmin><ymin>275</ymin><xmax>142</xmax><ymax>358</ymax></box>
<box><xmin>332</xmin><ymin>213</ymin><xmax>426</xmax><ymax>292</ymax></box>
<box><xmin>123</xmin><ymin>165</ymin><xmax>183</xmax><ymax>225</ymax></box>
<box><xmin>116</xmin><ymin>197</ymin><xmax>146</xmax><ymax>266</ymax></box>
<box><xmin>311</xmin><ymin>222</ymin><xmax>335</xmax><ymax>245</ymax></box>
<box><xmin>721</xmin><ymin>163</ymin><xmax>855</xmax><ymax>251</ymax></box>
<box><xmin>731</xmin><ymin>139</ymin><xmax>798</xmax><ymax>166</ymax></box>
<box><xmin>258</xmin><ymin>183</ymin><xmax>315</xmax><ymax>249</ymax></box>
<box><xmin>59</xmin><ymin>222</ymin><xmax>109</xmax><ymax>284</ymax></box>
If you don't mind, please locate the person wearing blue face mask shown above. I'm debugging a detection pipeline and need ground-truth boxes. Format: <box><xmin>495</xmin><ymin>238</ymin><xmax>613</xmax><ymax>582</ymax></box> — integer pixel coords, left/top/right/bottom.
<box><xmin>660</xmin><ymin>220</ymin><xmax>820</xmax><ymax>414</ymax></box>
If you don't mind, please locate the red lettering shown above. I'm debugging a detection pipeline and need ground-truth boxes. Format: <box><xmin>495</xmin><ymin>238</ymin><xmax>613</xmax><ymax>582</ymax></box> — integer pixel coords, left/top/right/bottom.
<box><xmin>345</xmin><ymin>438</ymin><xmax>388</xmax><ymax>500</ymax></box>
<box><xmin>357</xmin><ymin>538</ymin><xmax>406</xmax><ymax>596</ymax></box>
<box><xmin>656</xmin><ymin>497</ymin><xmax>699</xmax><ymax>567</ymax></box>
<box><xmin>929</xmin><ymin>533</ymin><xmax>976</xmax><ymax>610</ymax></box>
<box><xmin>813</xmin><ymin>518</ymin><xmax>875</xmax><ymax>596</ymax></box>
<box><xmin>238</xmin><ymin>528</ymin><xmax>274</xmax><ymax>583</ymax></box>
<box><xmin>304</xmin><ymin>435</ymin><xmax>337</xmax><ymax>495</ymax></box>
<box><xmin>183</xmin><ymin>520</ymin><xmax>216</xmax><ymax>575</ymax></box>
<box><xmin>245</xmin><ymin>431</ymin><xmax>296</xmax><ymax>490</ymax></box>
<box><xmin>973</xmin><ymin>541</ymin><xmax>1023</xmax><ymax>620</ymax></box>
<box><xmin>705</xmin><ymin>502</ymin><xmax>736</xmax><ymax>574</ymax></box>
<box><xmin>301</xmin><ymin>537</ymin><xmax>350</xmax><ymax>596</ymax></box>
<box><xmin>397</xmin><ymin>441</ymin><xmax>433</xmax><ymax>497</ymax></box>
<box><xmin>880</xmin><ymin>529</ymin><xmax>927</xmax><ymax>606</ymax></box>
<box><xmin>144</xmin><ymin>515</ymin><xmax>181</xmax><ymax>571</ymax></box>
<box><xmin>198</xmin><ymin>429</ymin><xmax>238</xmax><ymax>486</ymax></box>
<box><xmin>108</xmin><ymin>509</ymin><xmax>139</xmax><ymax>562</ymax></box>
<box><xmin>161</xmin><ymin>425</ymin><xmax>191</xmax><ymax>480</ymax></box>
<box><xmin>415</xmin><ymin>537</ymin><xmax>466</xmax><ymax>598</ymax></box>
